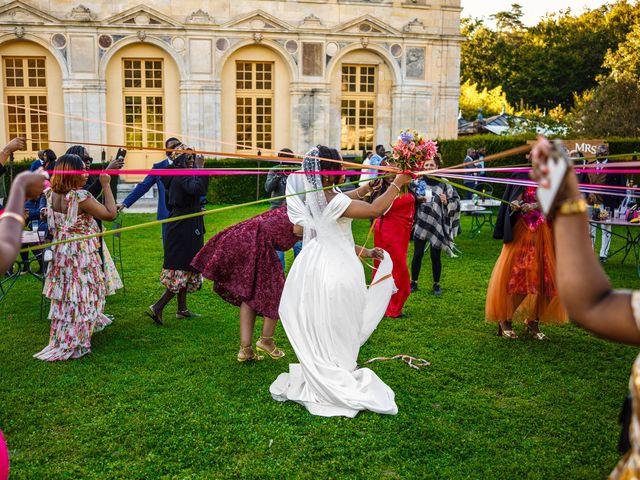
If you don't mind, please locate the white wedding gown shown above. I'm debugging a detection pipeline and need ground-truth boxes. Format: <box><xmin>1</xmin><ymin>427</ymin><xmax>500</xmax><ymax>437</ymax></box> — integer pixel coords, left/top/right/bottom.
<box><xmin>270</xmin><ymin>170</ymin><xmax>398</xmax><ymax>418</ymax></box>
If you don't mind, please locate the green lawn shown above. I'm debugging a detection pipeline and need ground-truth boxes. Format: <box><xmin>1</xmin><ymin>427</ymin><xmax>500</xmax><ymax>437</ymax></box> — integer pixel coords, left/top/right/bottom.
<box><xmin>1</xmin><ymin>205</ymin><xmax>638</xmax><ymax>479</ymax></box>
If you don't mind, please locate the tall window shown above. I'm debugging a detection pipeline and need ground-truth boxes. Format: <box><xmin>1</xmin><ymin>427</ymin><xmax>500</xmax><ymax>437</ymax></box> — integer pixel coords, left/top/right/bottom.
<box><xmin>3</xmin><ymin>57</ymin><xmax>49</xmax><ymax>152</ymax></box>
<box><xmin>340</xmin><ymin>64</ymin><xmax>377</xmax><ymax>152</ymax></box>
<box><xmin>236</xmin><ymin>61</ymin><xmax>274</xmax><ymax>152</ymax></box>
<box><xmin>122</xmin><ymin>59</ymin><xmax>164</xmax><ymax>148</ymax></box>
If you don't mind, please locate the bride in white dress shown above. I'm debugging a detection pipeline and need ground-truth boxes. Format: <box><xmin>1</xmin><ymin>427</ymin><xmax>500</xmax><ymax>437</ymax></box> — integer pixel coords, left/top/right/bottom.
<box><xmin>270</xmin><ymin>146</ymin><xmax>413</xmax><ymax>417</ymax></box>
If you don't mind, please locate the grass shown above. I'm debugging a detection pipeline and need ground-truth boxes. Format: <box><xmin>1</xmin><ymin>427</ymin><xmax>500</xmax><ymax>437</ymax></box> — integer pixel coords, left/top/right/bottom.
<box><xmin>1</xmin><ymin>205</ymin><xmax>639</xmax><ymax>479</ymax></box>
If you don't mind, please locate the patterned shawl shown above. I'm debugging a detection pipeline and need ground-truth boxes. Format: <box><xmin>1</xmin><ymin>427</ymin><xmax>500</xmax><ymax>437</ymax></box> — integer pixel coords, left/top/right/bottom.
<box><xmin>413</xmin><ymin>180</ymin><xmax>461</xmax><ymax>255</ymax></box>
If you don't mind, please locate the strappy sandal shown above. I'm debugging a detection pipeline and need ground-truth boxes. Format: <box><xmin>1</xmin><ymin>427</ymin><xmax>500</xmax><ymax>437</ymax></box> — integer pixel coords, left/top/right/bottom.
<box><xmin>255</xmin><ymin>336</ymin><xmax>285</xmax><ymax>360</ymax></box>
<box><xmin>176</xmin><ymin>310</ymin><xmax>202</xmax><ymax>319</ymax></box>
<box><xmin>145</xmin><ymin>306</ymin><xmax>163</xmax><ymax>326</ymax></box>
<box><xmin>237</xmin><ymin>345</ymin><xmax>263</xmax><ymax>363</ymax></box>
<box><xmin>524</xmin><ymin>321</ymin><xmax>549</xmax><ymax>341</ymax></box>
<box><xmin>497</xmin><ymin>323</ymin><xmax>518</xmax><ymax>339</ymax></box>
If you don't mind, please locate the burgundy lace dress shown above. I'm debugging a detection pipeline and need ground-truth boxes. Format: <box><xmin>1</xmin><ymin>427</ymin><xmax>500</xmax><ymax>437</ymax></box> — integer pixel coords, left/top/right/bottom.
<box><xmin>191</xmin><ymin>205</ymin><xmax>299</xmax><ymax>319</ymax></box>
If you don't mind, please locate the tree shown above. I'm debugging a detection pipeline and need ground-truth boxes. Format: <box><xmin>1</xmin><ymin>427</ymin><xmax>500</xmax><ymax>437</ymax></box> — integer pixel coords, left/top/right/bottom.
<box><xmin>459</xmin><ymin>80</ymin><xmax>512</xmax><ymax>119</ymax></box>
<box><xmin>491</xmin><ymin>3</ymin><xmax>525</xmax><ymax>32</ymax></box>
<box><xmin>604</xmin><ymin>21</ymin><xmax>640</xmax><ymax>82</ymax></box>
<box><xmin>569</xmin><ymin>77</ymin><xmax>640</xmax><ymax>137</ymax></box>
<box><xmin>461</xmin><ymin>0</ymin><xmax>640</xmax><ymax>111</ymax></box>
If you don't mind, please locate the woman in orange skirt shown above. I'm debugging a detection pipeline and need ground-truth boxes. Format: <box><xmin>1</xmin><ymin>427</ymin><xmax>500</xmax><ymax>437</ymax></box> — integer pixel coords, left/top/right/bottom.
<box><xmin>486</xmin><ymin>174</ymin><xmax>568</xmax><ymax>340</ymax></box>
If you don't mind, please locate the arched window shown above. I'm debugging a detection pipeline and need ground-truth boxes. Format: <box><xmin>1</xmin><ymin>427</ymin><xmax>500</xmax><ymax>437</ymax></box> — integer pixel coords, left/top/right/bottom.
<box><xmin>340</xmin><ymin>64</ymin><xmax>377</xmax><ymax>152</ymax></box>
<box><xmin>3</xmin><ymin>56</ymin><xmax>49</xmax><ymax>153</ymax></box>
<box><xmin>236</xmin><ymin>61</ymin><xmax>274</xmax><ymax>152</ymax></box>
<box><xmin>122</xmin><ymin>58</ymin><xmax>165</xmax><ymax>149</ymax></box>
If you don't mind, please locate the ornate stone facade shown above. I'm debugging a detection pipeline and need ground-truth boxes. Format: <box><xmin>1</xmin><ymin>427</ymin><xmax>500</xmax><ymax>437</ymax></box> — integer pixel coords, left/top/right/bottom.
<box><xmin>0</xmin><ymin>0</ymin><xmax>462</xmax><ymax>172</ymax></box>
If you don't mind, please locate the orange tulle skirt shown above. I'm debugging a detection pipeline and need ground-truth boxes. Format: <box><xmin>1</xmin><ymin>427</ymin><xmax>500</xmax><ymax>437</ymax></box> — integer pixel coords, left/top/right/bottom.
<box><xmin>485</xmin><ymin>218</ymin><xmax>568</xmax><ymax>324</ymax></box>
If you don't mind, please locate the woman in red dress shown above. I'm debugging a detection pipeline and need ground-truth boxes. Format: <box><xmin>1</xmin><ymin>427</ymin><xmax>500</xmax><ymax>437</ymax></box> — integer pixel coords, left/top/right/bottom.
<box><xmin>371</xmin><ymin>168</ymin><xmax>416</xmax><ymax>318</ymax></box>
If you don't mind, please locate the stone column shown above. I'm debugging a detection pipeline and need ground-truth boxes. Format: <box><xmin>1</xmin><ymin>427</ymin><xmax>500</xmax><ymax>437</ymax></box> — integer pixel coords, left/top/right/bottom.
<box><xmin>391</xmin><ymin>86</ymin><xmax>432</xmax><ymax>138</ymax></box>
<box><xmin>62</xmin><ymin>79</ymin><xmax>107</xmax><ymax>160</ymax></box>
<box><xmin>290</xmin><ymin>83</ymin><xmax>331</xmax><ymax>154</ymax></box>
<box><xmin>180</xmin><ymin>80</ymin><xmax>221</xmax><ymax>152</ymax></box>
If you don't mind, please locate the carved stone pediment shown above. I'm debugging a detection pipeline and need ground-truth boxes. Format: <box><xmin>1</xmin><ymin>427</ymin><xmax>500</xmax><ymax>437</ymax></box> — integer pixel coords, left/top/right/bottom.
<box><xmin>222</xmin><ymin>10</ymin><xmax>293</xmax><ymax>31</ymax></box>
<box><xmin>300</xmin><ymin>13</ymin><xmax>323</xmax><ymax>28</ymax></box>
<box><xmin>186</xmin><ymin>9</ymin><xmax>214</xmax><ymax>25</ymax></box>
<box><xmin>334</xmin><ymin>15</ymin><xmax>400</xmax><ymax>36</ymax></box>
<box><xmin>68</xmin><ymin>5</ymin><xmax>95</xmax><ymax>22</ymax></box>
<box><xmin>105</xmin><ymin>5</ymin><xmax>182</xmax><ymax>27</ymax></box>
<box><xmin>403</xmin><ymin>18</ymin><xmax>427</xmax><ymax>33</ymax></box>
<box><xmin>0</xmin><ymin>1</ymin><xmax>59</xmax><ymax>25</ymax></box>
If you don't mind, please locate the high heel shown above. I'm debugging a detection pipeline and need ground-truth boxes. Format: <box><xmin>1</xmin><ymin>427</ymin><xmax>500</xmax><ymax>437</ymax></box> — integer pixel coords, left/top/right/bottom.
<box><xmin>237</xmin><ymin>345</ymin><xmax>263</xmax><ymax>363</ymax></box>
<box><xmin>524</xmin><ymin>321</ymin><xmax>549</xmax><ymax>341</ymax></box>
<box><xmin>256</xmin><ymin>336</ymin><xmax>285</xmax><ymax>360</ymax></box>
<box><xmin>497</xmin><ymin>323</ymin><xmax>518</xmax><ymax>339</ymax></box>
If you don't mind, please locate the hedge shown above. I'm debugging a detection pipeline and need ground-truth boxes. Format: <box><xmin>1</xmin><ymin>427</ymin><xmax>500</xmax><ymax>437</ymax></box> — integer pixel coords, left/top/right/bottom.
<box><xmin>3</xmin><ymin>135</ymin><xmax>640</xmax><ymax>204</ymax></box>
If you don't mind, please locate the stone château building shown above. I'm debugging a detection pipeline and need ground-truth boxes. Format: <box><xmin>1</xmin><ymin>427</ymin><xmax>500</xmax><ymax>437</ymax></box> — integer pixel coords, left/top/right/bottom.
<box><xmin>0</xmin><ymin>0</ymin><xmax>462</xmax><ymax>175</ymax></box>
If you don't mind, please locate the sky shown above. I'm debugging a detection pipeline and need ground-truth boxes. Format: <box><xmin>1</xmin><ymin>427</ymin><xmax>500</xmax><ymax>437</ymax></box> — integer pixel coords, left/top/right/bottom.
<box><xmin>460</xmin><ymin>0</ymin><xmax>612</xmax><ymax>26</ymax></box>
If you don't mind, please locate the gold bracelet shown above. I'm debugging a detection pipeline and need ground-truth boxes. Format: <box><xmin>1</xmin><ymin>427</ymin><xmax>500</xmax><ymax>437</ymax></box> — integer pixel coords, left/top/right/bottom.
<box><xmin>356</xmin><ymin>188</ymin><xmax>366</xmax><ymax>200</ymax></box>
<box><xmin>390</xmin><ymin>182</ymin><xmax>401</xmax><ymax>194</ymax></box>
<box><xmin>0</xmin><ymin>211</ymin><xmax>26</xmax><ymax>227</ymax></box>
<box><xmin>557</xmin><ymin>197</ymin><xmax>587</xmax><ymax>216</ymax></box>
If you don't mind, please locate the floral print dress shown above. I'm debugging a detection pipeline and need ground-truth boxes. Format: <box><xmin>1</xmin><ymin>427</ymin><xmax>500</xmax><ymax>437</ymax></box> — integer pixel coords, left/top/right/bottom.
<box><xmin>33</xmin><ymin>189</ymin><xmax>114</xmax><ymax>361</ymax></box>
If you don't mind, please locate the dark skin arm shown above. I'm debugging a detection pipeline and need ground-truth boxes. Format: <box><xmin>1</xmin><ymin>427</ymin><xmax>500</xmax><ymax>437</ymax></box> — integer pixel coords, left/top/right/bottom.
<box><xmin>0</xmin><ymin>139</ymin><xmax>46</xmax><ymax>273</ymax></box>
<box><xmin>342</xmin><ymin>174</ymin><xmax>413</xmax><ymax>219</ymax></box>
<box><xmin>531</xmin><ymin>138</ymin><xmax>639</xmax><ymax>345</ymax></box>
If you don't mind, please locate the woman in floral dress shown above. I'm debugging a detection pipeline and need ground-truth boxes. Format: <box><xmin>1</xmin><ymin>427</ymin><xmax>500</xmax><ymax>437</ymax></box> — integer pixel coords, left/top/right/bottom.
<box><xmin>34</xmin><ymin>154</ymin><xmax>118</xmax><ymax>361</ymax></box>
<box><xmin>486</xmin><ymin>171</ymin><xmax>568</xmax><ymax>340</ymax></box>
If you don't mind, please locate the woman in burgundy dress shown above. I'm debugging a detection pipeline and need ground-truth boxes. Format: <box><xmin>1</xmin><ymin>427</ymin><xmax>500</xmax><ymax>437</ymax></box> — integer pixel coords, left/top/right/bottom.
<box><xmin>191</xmin><ymin>205</ymin><xmax>299</xmax><ymax>362</ymax></box>
<box><xmin>371</xmin><ymin>163</ymin><xmax>416</xmax><ymax>318</ymax></box>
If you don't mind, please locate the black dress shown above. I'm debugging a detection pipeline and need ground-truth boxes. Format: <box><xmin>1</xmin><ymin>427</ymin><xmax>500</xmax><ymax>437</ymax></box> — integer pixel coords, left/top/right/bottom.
<box><xmin>160</xmin><ymin>173</ymin><xmax>209</xmax><ymax>292</ymax></box>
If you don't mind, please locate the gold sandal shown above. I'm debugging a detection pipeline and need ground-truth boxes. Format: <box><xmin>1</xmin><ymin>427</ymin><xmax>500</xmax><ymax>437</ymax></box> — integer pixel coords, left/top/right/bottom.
<box><xmin>237</xmin><ymin>345</ymin><xmax>263</xmax><ymax>363</ymax></box>
<box><xmin>256</xmin><ymin>336</ymin><xmax>285</xmax><ymax>360</ymax></box>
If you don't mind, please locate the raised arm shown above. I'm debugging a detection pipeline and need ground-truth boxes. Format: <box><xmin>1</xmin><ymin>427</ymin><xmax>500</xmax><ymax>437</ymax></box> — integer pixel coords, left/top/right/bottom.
<box><xmin>343</xmin><ymin>174</ymin><xmax>412</xmax><ymax>220</ymax></box>
<box><xmin>121</xmin><ymin>173</ymin><xmax>158</xmax><ymax>209</ymax></box>
<box><xmin>0</xmin><ymin>172</ymin><xmax>46</xmax><ymax>273</ymax></box>
<box><xmin>531</xmin><ymin>138</ymin><xmax>640</xmax><ymax>345</ymax></box>
<box><xmin>80</xmin><ymin>175</ymin><xmax>117</xmax><ymax>221</ymax></box>
<box><xmin>0</xmin><ymin>138</ymin><xmax>24</xmax><ymax>169</ymax></box>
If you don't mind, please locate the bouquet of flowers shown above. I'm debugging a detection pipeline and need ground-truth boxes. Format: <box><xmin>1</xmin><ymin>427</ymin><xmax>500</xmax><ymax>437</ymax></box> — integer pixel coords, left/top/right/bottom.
<box><xmin>391</xmin><ymin>129</ymin><xmax>438</xmax><ymax>192</ymax></box>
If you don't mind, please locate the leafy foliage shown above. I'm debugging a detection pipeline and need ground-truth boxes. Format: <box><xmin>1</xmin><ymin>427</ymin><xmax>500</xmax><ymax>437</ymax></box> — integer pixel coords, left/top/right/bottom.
<box><xmin>459</xmin><ymin>80</ymin><xmax>513</xmax><ymax>119</ymax></box>
<box><xmin>569</xmin><ymin>77</ymin><xmax>640</xmax><ymax>137</ymax></box>
<box><xmin>461</xmin><ymin>1</ymin><xmax>640</xmax><ymax>110</ymax></box>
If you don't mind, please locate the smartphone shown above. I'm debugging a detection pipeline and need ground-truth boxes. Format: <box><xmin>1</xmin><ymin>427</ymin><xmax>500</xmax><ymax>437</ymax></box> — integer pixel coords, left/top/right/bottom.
<box><xmin>537</xmin><ymin>140</ymin><xmax>573</xmax><ymax>217</ymax></box>
<box><xmin>115</xmin><ymin>148</ymin><xmax>127</xmax><ymax>160</ymax></box>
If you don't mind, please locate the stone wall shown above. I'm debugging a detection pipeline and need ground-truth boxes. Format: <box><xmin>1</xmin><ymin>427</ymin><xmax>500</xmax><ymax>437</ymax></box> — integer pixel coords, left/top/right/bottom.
<box><xmin>0</xmin><ymin>0</ymin><xmax>463</xmax><ymax>171</ymax></box>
